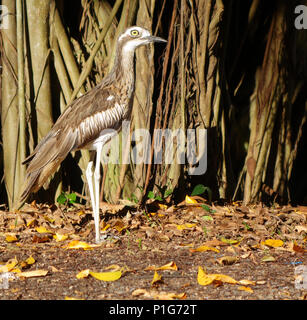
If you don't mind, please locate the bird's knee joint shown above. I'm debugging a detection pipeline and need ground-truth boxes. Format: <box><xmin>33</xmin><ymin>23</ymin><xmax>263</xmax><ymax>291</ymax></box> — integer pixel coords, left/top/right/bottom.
<box><xmin>86</xmin><ymin>162</ymin><xmax>94</xmax><ymax>176</ymax></box>
<box><xmin>94</xmin><ymin>170</ymin><xmax>100</xmax><ymax>180</ymax></box>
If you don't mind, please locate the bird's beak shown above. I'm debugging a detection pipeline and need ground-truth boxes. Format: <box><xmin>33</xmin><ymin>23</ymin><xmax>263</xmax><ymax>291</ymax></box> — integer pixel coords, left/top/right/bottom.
<box><xmin>144</xmin><ymin>35</ymin><xmax>167</xmax><ymax>43</ymax></box>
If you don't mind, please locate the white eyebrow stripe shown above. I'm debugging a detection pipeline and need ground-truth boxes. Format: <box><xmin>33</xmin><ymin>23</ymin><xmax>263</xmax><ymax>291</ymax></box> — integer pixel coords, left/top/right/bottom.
<box><xmin>107</xmin><ymin>95</ymin><xmax>114</xmax><ymax>101</ymax></box>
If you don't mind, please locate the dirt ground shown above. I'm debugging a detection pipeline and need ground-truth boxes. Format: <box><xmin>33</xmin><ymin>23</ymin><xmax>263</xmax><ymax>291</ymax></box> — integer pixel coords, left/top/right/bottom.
<box><xmin>0</xmin><ymin>199</ymin><xmax>306</xmax><ymax>300</ymax></box>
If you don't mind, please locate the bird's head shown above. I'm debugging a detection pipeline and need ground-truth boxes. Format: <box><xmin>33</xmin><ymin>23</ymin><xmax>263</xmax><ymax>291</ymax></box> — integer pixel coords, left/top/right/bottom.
<box><xmin>118</xmin><ymin>26</ymin><xmax>167</xmax><ymax>53</ymax></box>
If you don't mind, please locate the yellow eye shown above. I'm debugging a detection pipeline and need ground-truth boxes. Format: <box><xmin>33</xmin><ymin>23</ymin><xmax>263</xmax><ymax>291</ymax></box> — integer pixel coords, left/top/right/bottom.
<box><xmin>130</xmin><ymin>29</ymin><xmax>139</xmax><ymax>37</ymax></box>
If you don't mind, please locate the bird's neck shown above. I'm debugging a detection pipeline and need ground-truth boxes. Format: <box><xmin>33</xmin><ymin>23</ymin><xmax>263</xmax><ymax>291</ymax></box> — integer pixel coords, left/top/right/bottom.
<box><xmin>111</xmin><ymin>46</ymin><xmax>136</xmax><ymax>99</ymax></box>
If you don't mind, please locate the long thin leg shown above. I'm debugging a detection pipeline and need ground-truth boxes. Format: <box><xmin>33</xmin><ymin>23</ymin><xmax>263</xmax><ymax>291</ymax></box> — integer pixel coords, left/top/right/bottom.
<box><xmin>85</xmin><ymin>161</ymin><xmax>96</xmax><ymax>215</ymax></box>
<box><xmin>94</xmin><ymin>143</ymin><xmax>103</xmax><ymax>243</ymax></box>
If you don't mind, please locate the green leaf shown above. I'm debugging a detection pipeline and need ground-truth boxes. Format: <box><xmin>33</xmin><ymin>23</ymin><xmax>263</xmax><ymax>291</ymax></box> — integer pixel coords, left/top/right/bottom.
<box><xmin>57</xmin><ymin>193</ymin><xmax>67</xmax><ymax>205</ymax></box>
<box><xmin>202</xmin><ymin>226</ymin><xmax>208</xmax><ymax>236</ymax></box>
<box><xmin>201</xmin><ymin>204</ymin><xmax>211</xmax><ymax>212</ymax></box>
<box><xmin>138</xmin><ymin>238</ymin><xmax>142</xmax><ymax>249</ymax></box>
<box><xmin>129</xmin><ymin>193</ymin><xmax>139</xmax><ymax>204</ymax></box>
<box><xmin>191</xmin><ymin>185</ymin><xmax>212</xmax><ymax>202</ymax></box>
<box><xmin>242</xmin><ymin>221</ymin><xmax>251</xmax><ymax>230</ymax></box>
<box><xmin>191</xmin><ymin>184</ymin><xmax>206</xmax><ymax>196</ymax></box>
<box><xmin>202</xmin><ymin>215</ymin><xmax>213</xmax><ymax>221</ymax></box>
<box><xmin>164</xmin><ymin>189</ymin><xmax>173</xmax><ymax>198</ymax></box>
<box><xmin>201</xmin><ymin>204</ymin><xmax>216</xmax><ymax>214</ymax></box>
<box><xmin>147</xmin><ymin>191</ymin><xmax>155</xmax><ymax>199</ymax></box>
<box><xmin>67</xmin><ymin>193</ymin><xmax>77</xmax><ymax>204</ymax></box>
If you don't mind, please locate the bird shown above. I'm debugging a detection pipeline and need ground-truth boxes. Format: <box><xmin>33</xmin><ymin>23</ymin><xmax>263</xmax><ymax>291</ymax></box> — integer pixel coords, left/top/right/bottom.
<box><xmin>20</xmin><ymin>26</ymin><xmax>167</xmax><ymax>243</ymax></box>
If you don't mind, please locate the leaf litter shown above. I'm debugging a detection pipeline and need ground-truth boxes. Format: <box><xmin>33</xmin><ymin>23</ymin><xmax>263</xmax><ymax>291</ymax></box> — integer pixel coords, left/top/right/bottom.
<box><xmin>0</xmin><ymin>200</ymin><xmax>306</xmax><ymax>299</ymax></box>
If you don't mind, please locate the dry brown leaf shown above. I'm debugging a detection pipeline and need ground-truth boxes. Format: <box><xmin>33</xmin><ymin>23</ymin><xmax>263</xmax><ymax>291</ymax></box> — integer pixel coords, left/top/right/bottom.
<box><xmin>131</xmin><ymin>289</ymin><xmax>186</xmax><ymax>300</ymax></box>
<box><xmin>112</xmin><ymin>220</ymin><xmax>127</xmax><ymax>233</ymax></box>
<box><xmin>17</xmin><ymin>269</ymin><xmax>48</xmax><ymax>278</ymax></box>
<box><xmin>292</xmin><ymin>242</ymin><xmax>307</xmax><ymax>253</ymax></box>
<box><xmin>203</xmin><ymin>239</ymin><xmax>227</xmax><ymax>247</ymax></box>
<box><xmin>100</xmin><ymin>202</ymin><xmax>126</xmax><ymax>214</ymax></box>
<box><xmin>294</xmin><ymin>225</ymin><xmax>307</xmax><ymax>233</ymax></box>
<box><xmin>217</xmin><ymin>256</ymin><xmax>238</xmax><ymax>266</ymax></box>
<box><xmin>32</xmin><ymin>234</ymin><xmax>52</xmax><ymax>243</ymax></box>
<box><xmin>238</xmin><ymin>286</ymin><xmax>254</xmax><ymax>293</ymax></box>
<box><xmin>65</xmin><ymin>296</ymin><xmax>85</xmax><ymax>300</ymax></box>
<box><xmin>238</xmin><ymin>279</ymin><xmax>256</xmax><ymax>286</ymax></box>
<box><xmin>261</xmin><ymin>255</ymin><xmax>276</xmax><ymax>262</ymax></box>
<box><xmin>154</xmin><ymin>292</ymin><xmax>187</xmax><ymax>300</ymax></box>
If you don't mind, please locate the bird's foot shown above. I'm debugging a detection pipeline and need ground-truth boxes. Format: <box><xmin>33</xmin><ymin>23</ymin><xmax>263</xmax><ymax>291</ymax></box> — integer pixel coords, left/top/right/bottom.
<box><xmin>95</xmin><ymin>231</ymin><xmax>120</xmax><ymax>244</ymax></box>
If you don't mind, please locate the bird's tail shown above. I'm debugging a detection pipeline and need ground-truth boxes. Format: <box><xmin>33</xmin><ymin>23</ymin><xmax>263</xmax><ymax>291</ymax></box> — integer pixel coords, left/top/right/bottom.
<box><xmin>19</xmin><ymin>130</ymin><xmax>77</xmax><ymax>206</ymax></box>
<box><xmin>19</xmin><ymin>158</ymin><xmax>62</xmax><ymax>205</ymax></box>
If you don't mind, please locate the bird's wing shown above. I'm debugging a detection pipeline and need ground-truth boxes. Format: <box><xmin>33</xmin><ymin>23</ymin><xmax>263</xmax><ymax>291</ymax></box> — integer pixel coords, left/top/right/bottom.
<box><xmin>20</xmin><ymin>81</ymin><xmax>125</xmax><ymax>203</ymax></box>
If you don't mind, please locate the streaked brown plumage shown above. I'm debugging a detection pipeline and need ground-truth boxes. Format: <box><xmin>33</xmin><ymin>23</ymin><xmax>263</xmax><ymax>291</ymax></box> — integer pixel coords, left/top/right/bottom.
<box><xmin>20</xmin><ymin>26</ymin><xmax>166</xmax><ymax>242</ymax></box>
<box><xmin>21</xmin><ymin>27</ymin><xmax>165</xmax><ymax>202</ymax></box>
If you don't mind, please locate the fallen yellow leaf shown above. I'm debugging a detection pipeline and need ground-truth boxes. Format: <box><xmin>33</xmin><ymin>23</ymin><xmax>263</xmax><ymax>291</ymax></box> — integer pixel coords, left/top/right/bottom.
<box><xmin>26</xmin><ymin>219</ymin><xmax>36</xmax><ymax>227</ymax></box>
<box><xmin>44</xmin><ymin>216</ymin><xmax>55</xmax><ymax>223</ymax></box>
<box><xmin>220</xmin><ymin>237</ymin><xmax>242</xmax><ymax>245</ymax></box>
<box><xmin>63</xmin><ymin>240</ymin><xmax>100</xmax><ymax>250</ymax></box>
<box><xmin>263</xmin><ymin>239</ymin><xmax>284</xmax><ymax>248</ymax></box>
<box><xmin>102</xmin><ymin>223</ymin><xmax>111</xmax><ymax>232</ymax></box>
<box><xmin>217</xmin><ymin>256</ymin><xmax>238</xmax><ymax>265</ymax></box>
<box><xmin>65</xmin><ymin>296</ymin><xmax>85</xmax><ymax>300</ymax></box>
<box><xmin>89</xmin><ymin>270</ymin><xmax>122</xmax><ymax>281</ymax></box>
<box><xmin>145</xmin><ymin>261</ymin><xmax>178</xmax><ymax>271</ymax></box>
<box><xmin>190</xmin><ymin>245</ymin><xmax>219</xmax><ymax>253</ymax></box>
<box><xmin>76</xmin><ymin>269</ymin><xmax>90</xmax><ymax>279</ymax></box>
<box><xmin>212</xmin><ymin>274</ymin><xmax>238</xmax><ymax>284</ymax></box>
<box><xmin>35</xmin><ymin>226</ymin><xmax>53</xmax><ymax>234</ymax></box>
<box><xmin>177</xmin><ymin>223</ymin><xmax>197</xmax><ymax>231</ymax></box>
<box><xmin>185</xmin><ymin>195</ymin><xmax>198</xmax><ymax>204</ymax></box>
<box><xmin>53</xmin><ymin>233</ymin><xmax>68</xmax><ymax>242</ymax></box>
<box><xmin>17</xmin><ymin>269</ymin><xmax>48</xmax><ymax>278</ymax></box>
<box><xmin>238</xmin><ymin>286</ymin><xmax>254</xmax><ymax>293</ymax></box>
<box><xmin>197</xmin><ymin>266</ymin><xmax>213</xmax><ymax>286</ymax></box>
<box><xmin>0</xmin><ymin>258</ymin><xmax>18</xmax><ymax>273</ymax></box>
<box><xmin>77</xmin><ymin>210</ymin><xmax>86</xmax><ymax>216</ymax></box>
<box><xmin>5</xmin><ymin>234</ymin><xmax>18</xmax><ymax>243</ymax></box>
<box><xmin>238</xmin><ymin>279</ymin><xmax>256</xmax><ymax>286</ymax></box>
<box><xmin>158</xmin><ymin>261</ymin><xmax>178</xmax><ymax>271</ymax></box>
<box><xmin>158</xmin><ymin>203</ymin><xmax>168</xmax><ymax>210</ymax></box>
<box><xmin>113</xmin><ymin>221</ymin><xmax>127</xmax><ymax>233</ymax></box>
<box><xmin>151</xmin><ymin>271</ymin><xmax>163</xmax><ymax>285</ymax></box>
<box><xmin>25</xmin><ymin>256</ymin><xmax>35</xmax><ymax>265</ymax></box>
<box><xmin>261</xmin><ymin>255</ymin><xmax>276</xmax><ymax>262</ymax></box>
<box><xmin>104</xmin><ymin>264</ymin><xmax>122</xmax><ymax>272</ymax></box>
<box><xmin>197</xmin><ymin>266</ymin><xmax>238</xmax><ymax>286</ymax></box>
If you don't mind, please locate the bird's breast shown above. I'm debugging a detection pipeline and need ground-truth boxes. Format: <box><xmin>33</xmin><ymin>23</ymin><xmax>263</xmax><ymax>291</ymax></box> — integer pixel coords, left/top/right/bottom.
<box><xmin>76</xmin><ymin>101</ymin><xmax>129</xmax><ymax>150</ymax></box>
